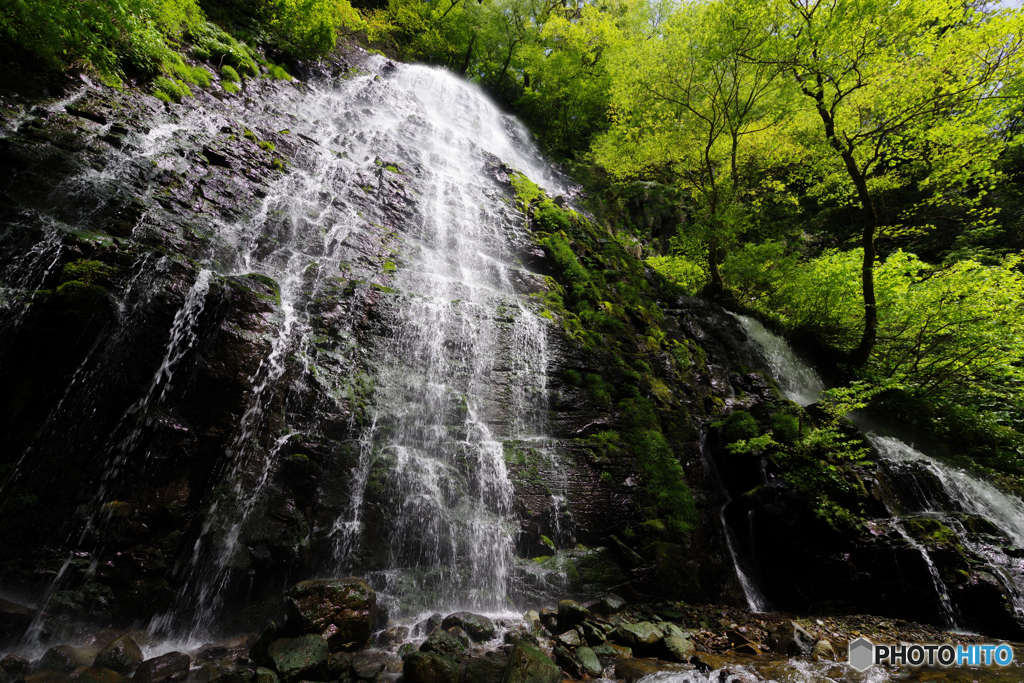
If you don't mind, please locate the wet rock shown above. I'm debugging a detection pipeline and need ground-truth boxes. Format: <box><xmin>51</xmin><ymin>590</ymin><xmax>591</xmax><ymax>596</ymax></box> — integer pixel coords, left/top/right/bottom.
<box><xmin>378</xmin><ymin>626</ymin><xmax>409</xmax><ymax>647</ymax></box>
<box><xmin>39</xmin><ymin>647</ymin><xmax>93</xmax><ymax>675</ymax></box>
<box><xmin>187</xmin><ymin>664</ymin><xmax>218</xmax><ymax>683</ymax></box>
<box><xmin>1</xmin><ymin>656</ymin><xmax>29</xmax><ymax>679</ymax></box>
<box><xmin>767</xmin><ymin>621</ymin><xmax>814</xmax><ymax>656</ymax></box>
<box><xmin>462</xmin><ymin>656</ymin><xmax>505</xmax><ymax>683</ymax></box>
<box><xmin>267</xmin><ymin>635</ymin><xmax>329</xmax><ymax>683</ymax></box>
<box><xmin>555</xmin><ymin>601</ymin><xmax>589</xmax><ymax>628</ymax></box>
<box><xmin>327</xmin><ymin>653</ymin><xmax>351</xmax><ymax>679</ymax></box>
<box><xmin>401</xmin><ymin>653</ymin><xmax>458</xmax><ymax>683</ymax></box>
<box><xmin>350</xmin><ymin>653</ymin><xmax>399</xmax><ymax>681</ymax></box>
<box><xmin>812</xmin><ymin>640</ymin><xmax>836</xmax><ymax>661</ymax></box>
<box><xmin>94</xmin><ymin>636</ymin><xmax>143</xmax><ymax>675</ymax></box>
<box><xmin>445</xmin><ymin>628</ymin><xmax>470</xmax><ymax>649</ymax></box>
<box><xmin>419</xmin><ymin>629</ymin><xmax>465</xmax><ymax>657</ymax></box>
<box><xmin>211</xmin><ymin>670</ymin><xmax>252</xmax><ymax>683</ymax></box>
<box><xmin>612</xmin><ymin>623</ymin><xmax>663</xmax><ymax>650</ymax></box>
<box><xmin>249</xmin><ymin>623</ymin><xmax>280</xmax><ymax>668</ymax></box>
<box><xmin>589</xmin><ymin>595</ymin><xmax>626</xmax><ymax>617</ymax></box>
<box><xmin>21</xmin><ymin>672</ymin><xmax>70</xmax><ymax>683</ymax></box>
<box><xmin>661</xmin><ymin>636</ymin><xmax>694</xmax><ymax>662</ymax></box>
<box><xmin>589</xmin><ymin>644</ymin><xmax>618</xmax><ymax>662</ymax></box>
<box><xmin>415</xmin><ymin>614</ymin><xmax>444</xmax><ymax>637</ymax></box>
<box><xmin>613</xmin><ymin>659</ymin><xmax>682</xmax><ymax>683</ymax></box>
<box><xmin>286</xmin><ymin>579</ymin><xmax>377</xmax><ymax>651</ymax></box>
<box><xmin>575</xmin><ymin>648</ymin><xmax>602</xmax><ymax>678</ymax></box>
<box><xmin>253</xmin><ymin>669</ymin><xmax>277</xmax><ymax>683</ymax></box>
<box><xmin>501</xmin><ymin>641</ymin><xmax>558</xmax><ymax>683</ymax></box>
<box><xmin>132</xmin><ymin>653</ymin><xmax>190</xmax><ymax>683</ymax></box>
<box><xmin>580</xmin><ymin>622</ymin><xmax>605</xmax><ymax>646</ymax></box>
<box><xmin>553</xmin><ymin>630</ymin><xmax>581</xmax><ymax>649</ymax></box>
<box><xmin>440</xmin><ymin>613</ymin><xmax>495</xmax><ymax>642</ymax></box>
<box><xmin>552</xmin><ymin>647</ymin><xmax>580</xmax><ymax>678</ymax></box>
<box><xmin>74</xmin><ymin>668</ymin><xmax>125</xmax><ymax>683</ymax></box>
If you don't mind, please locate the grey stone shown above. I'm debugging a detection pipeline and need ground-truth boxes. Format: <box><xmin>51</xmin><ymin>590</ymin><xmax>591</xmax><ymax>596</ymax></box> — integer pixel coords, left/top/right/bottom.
<box><xmin>267</xmin><ymin>635</ymin><xmax>329</xmax><ymax>683</ymax></box>
<box><xmin>612</xmin><ymin>622</ymin><xmax>663</xmax><ymax>649</ymax></box>
<box><xmin>501</xmin><ymin>642</ymin><xmax>559</xmax><ymax>683</ymax></box>
<box><xmin>575</xmin><ymin>648</ymin><xmax>602</xmax><ymax>678</ymax></box>
<box><xmin>95</xmin><ymin>636</ymin><xmax>143</xmax><ymax>675</ymax></box>
<box><xmin>286</xmin><ymin>579</ymin><xmax>377</xmax><ymax>651</ymax></box>
<box><xmin>440</xmin><ymin>613</ymin><xmax>496</xmax><ymax>642</ymax></box>
<box><xmin>462</xmin><ymin>656</ymin><xmax>506</xmax><ymax>683</ymax></box>
<box><xmin>556</xmin><ymin>601</ymin><xmax>589</xmax><ymax>628</ymax></box>
<box><xmin>419</xmin><ymin>629</ymin><xmax>465</xmax><ymax>657</ymax></box>
<box><xmin>132</xmin><ymin>653</ymin><xmax>190</xmax><ymax>683</ymax></box>
<box><xmin>39</xmin><ymin>647</ymin><xmax>93</xmax><ymax>675</ymax></box>
<box><xmin>662</xmin><ymin>636</ymin><xmax>694</xmax><ymax>662</ymax></box>
<box><xmin>254</xmin><ymin>669</ymin><xmax>278</xmax><ymax>683</ymax></box>
<box><xmin>401</xmin><ymin>653</ymin><xmax>458</xmax><ymax>683</ymax></box>
<box><xmin>768</xmin><ymin>621</ymin><xmax>815</xmax><ymax>657</ymax></box>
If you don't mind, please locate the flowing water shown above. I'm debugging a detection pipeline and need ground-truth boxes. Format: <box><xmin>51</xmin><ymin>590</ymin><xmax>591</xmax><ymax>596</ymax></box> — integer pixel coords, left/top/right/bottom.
<box><xmin>3</xmin><ymin>55</ymin><xmax>567</xmax><ymax>637</ymax></box>
<box><xmin>732</xmin><ymin>313</ymin><xmax>1024</xmax><ymax>634</ymax></box>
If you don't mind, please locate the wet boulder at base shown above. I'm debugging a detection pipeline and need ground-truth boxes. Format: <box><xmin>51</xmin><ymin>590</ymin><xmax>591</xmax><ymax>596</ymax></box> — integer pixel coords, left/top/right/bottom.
<box><xmin>402</xmin><ymin>652</ymin><xmax>459</xmax><ymax>683</ymax></box>
<box><xmin>501</xmin><ymin>641</ymin><xmax>559</xmax><ymax>683</ymax></box>
<box><xmin>286</xmin><ymin>579</ymin><xmax>377</xmax><ymax>650</ymax></box>
<box><xmin>439</xmin><ymin>613</ymin><xmax>495</xmax><ymax>642</ymax></box>
<box><xmin>71</xmin><ymin>668</ymin><xmax>124</xmax><ymax>683</ymax></box>
<box><xmin>132</xmin><ymin>652</ymin><xmax>190</xmax><ymax>683</ymax></box>
<box><xmin>266</xmin><ymin>635</ymin><xmax>329</xmax><ymax>683</ymax></box>
<box><xmin>38</xmin><ymin>647</ymin><xmax>94</xmax><ymax>675</ymax></box>
<box><xmin>419</xmin><ymin>629</ymin><xmax>465</xmax><ymax>657</ymax></box>
<box><xmin>767</xmin><ymin>621</ymin><xmax>815</xmax><ymax>656</ymax></box>
<box><xmin>94</xmin><ymin>635</ymin><xmax>143</xmax><ymax>675</ymax></box>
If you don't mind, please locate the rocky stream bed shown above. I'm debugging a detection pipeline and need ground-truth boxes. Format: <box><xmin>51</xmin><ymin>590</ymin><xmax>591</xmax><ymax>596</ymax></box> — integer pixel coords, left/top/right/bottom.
<box><xmin>3</xmin><ymin>579</ymin><xmax>1024</xmax><ymax>683</ymax></box>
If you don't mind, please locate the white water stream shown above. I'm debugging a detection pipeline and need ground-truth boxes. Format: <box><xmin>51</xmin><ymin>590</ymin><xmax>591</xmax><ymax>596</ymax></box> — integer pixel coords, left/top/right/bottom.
<box><xmin>732</xmin><ymin>313</ymin><xmax>1024</xmax><ymax>634</ymax></box>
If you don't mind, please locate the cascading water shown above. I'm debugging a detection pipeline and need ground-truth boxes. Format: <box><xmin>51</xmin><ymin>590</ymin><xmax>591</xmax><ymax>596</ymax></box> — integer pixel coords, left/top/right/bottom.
<box><xmin>1</xmin><ymin>55</ymin><xmax>566</xmax><ymax>638</ymax></box>
<box><xmin>732</xmin><ymin>313</ymin><xmax>1024</xmax><ymax>633</ymax></box>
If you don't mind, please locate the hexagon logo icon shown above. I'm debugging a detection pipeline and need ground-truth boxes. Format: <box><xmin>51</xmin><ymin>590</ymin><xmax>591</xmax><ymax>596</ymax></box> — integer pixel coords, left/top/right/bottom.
<box><xmin>849</xmin><ymin>637</ymin><xmax>875</xmax><ymax>672</ymax></box>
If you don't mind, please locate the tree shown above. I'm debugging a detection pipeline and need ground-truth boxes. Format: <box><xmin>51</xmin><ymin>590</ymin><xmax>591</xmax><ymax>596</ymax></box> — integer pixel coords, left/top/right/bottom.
<box><xmin>594</xmin><ymin>0</ymin><xmax>790</xmax><ymax>295</ymax></box>
<box><xmin>740</xmin><ymin>0</ymin><xmax>1024</xmax><ymax>365</ymax></box>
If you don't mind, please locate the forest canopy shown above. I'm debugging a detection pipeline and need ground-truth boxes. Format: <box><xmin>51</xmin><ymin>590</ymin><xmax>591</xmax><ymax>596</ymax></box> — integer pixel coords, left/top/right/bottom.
<box><xmin>2</xmin><ymin>0</ymin><xmax>1024</xmax><ymax>474</ymax></box>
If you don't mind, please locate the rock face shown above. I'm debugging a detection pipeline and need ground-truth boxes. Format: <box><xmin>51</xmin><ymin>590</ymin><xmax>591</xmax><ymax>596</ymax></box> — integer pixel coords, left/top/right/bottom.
<box><xmin>286</xmin><ymin>579</ymin><xmax>377</xmax><ymax>650</ymax></box>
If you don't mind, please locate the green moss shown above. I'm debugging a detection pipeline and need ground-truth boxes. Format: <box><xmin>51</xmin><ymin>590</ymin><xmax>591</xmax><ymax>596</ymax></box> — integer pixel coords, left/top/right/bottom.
<box><xmin>770</xmin><ymin>412</ymin><xmax>801</xmax><ymax>442</ymax></box>
<box><xmin>63</xmin><ymin>259</ymin><xmax>116</xmax><ymax>286</ymax></box>
<box><xmin>271</xmin><ymin>158</ymin><xmax>286</xmax><ymax>171</ymax></box>
<box><xmin>153</xmin><ymin>77</ymin><xmax>192</xmax><ymax>103</ymax></box>
<box><xmin>243</xmin><ymin>129</ymin><xmax>258</xmax><ymax>142</ymax></box>
<box><xmin>266</xmin><ymin>63</ymin><xmax>293</xmax><ymax>81</ymax></box>
<box><xmin>258</xmin><ymin>140</ymin><xmax>275</xmax><ymax>152</ymax></box>
<box><xmin>221</xmin><ymin>65</ymin><xmax>240</xmax><ymax>82</ymax></box>
<box><xmin>722</xmin><ymin>410</ymin><xmax>759</xmax><ymax>443</ymax></box>
<box><xmin>223</xmin><ymin>81</ymin><xmax>240</xmax><ymax>94</ymax></box>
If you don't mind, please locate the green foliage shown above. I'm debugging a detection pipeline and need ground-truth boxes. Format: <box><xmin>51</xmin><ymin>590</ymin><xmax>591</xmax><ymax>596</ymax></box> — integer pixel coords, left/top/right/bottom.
<box><xmin>62</xmin><ymin>260</ymin><xmax>116</xmax><ymax>286</ymax></box>
<box><xmin>266</xmin><ymin>63</ymin><xmax>293</xmax><ymax>80</ymax></box>
<box><xmin>258</xmin><ymin>140</ymin><xmax>276</xmax><ymax>151</ymax></box>
<box><xmin>721</xmin><ymin>410</ymin><xmax>759</xmax><ymax>444</ymax></box>
<box><xmin>223</xmin><ymin>81</ymin><xmax>241</xmax><ymax>94</ymax></box>
<box><xmin>153</xmin><ymin>77</ymin><xmax>193</xmax><ymax>103</ymax></box>
<box><xmin>0</xmin><ymin>0</ymin><xmax>204</xmax><ymax>83</ymax></box>
<box><xmin>220</xmin><ymin>65</ymin><xmax>240</xmax><ymax>82</ymax></box>
<box><xmin>770</xmin><ymin>412</ymin><xmax>800</xmax><ymax>443</ymax></box>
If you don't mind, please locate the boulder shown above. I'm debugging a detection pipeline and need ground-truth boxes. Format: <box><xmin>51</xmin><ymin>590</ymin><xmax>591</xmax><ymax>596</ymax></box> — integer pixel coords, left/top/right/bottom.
<box><xmin>189</xmin><ymin>664</ymin><xmax>218</xmax><ymax>683</ymax></box>
<box><xmin>551</xmin><ymin>647</ymin><xmax>580</xmax><ymax>679</ymax></box>
<box><xmin>575</xmin><ymin>648</ymin><xmax>602</xmax><ymax>678</ymax></box>
<box><xmin>94</xmin><ymin>636</ymin><xmax>143</xmax><ymax>675</ymax></box>
<box><xmin>378</xmin><ymin>626</ymin><xmax>409</xmax><ymax>647</ymax></box>
<box><xmin>254</xmin><ymin>669</ymin><xmax>278</xmax><ymax>683</ymax></box>
<box><xmin>768</xmin><ymin>621</ymin><xmax>814</xmax><ymax>657</ymax></box>
<box><xmin>501</xmin><ymin>642</ymin><xmax>559</xmax><ymax>683</ymax></box>
<box><xmin>132</xmin><ymin>653</ymin><xmax>190</xmax><ymax>683</ymax></box>
<box><xmin>327</xmin><ymin>653</ymin><xmax>352</xmax><ymax>679</ymax></box>
<box><xmin>1</xmin><ymin>655</ymin><xmax>29</xmax><ymax>679</ymax></box>
<box><xmin>612</xmin><ymin>623</ymin><xmax>663</xmax><ymax>650</ymax></box>
<box><xmin>462</xmin><ymin>656</ymin><xmax>506</xmax><ymax>683</ymax></box>
<box><xmin>440</xmin><ymin>613</ymin><xmax>495</xmax><ymax>642</ymax></box>
<box><xmin>267</xmin><ymin>635</ymin><xmax>329</xmax><ymax>683</ymax></box>
<box><xmin>812</xmin><ymin>640</ymin><xmax>836</xmax><ymax>662</ymax></box>
<box><xmin>74</xmin><ymin>668</ymin><xmax>125</xmax><ymax>683</ymax></box>
<box><xmin>580</xmin><ymin>622</ymin><xmax>606</xmax><ymax>646</ymax></box>
<box><xmin>249</xmin><ymin>623</ymin><xmax>280</xmax><ymax>668</ymax></box>
<box><xmin>555</xmin><ymin>601</ymin><xmax>589</xmax><ymax>628</ymax></box>
<box><xmin>286</xmin><ymin>579</ymin><xmax>377</xmax><ymax>650</ymax></box>
<box><xmin>401</xmin><ymin>653</ymin><xmax>459</xmax><ymax>683</ymax></box>
<box><xmin>210</xmin><ymin>670</ymin><xmax>252</xmax><ymax>683</ymax></box>
<box><xmin>445</xmin><ymin>628</ymin><xmax>470</xmax><ymax>649</ymax></box>
<box><xmin>589</xmin><ymin>594</ymin><xmax>626</xmax><ymax>617</ymax></box>
<box><xmin>553</xmin><ymin>630</ymin><xmax>581</xmax><ymax>649</ymax></box>
<box><xmin>39</xmin><ymin>647</ymin><xmax>93</xmax><ymax>675</ymax></box>
<box><xmin>419</xmin><ymin>629</ymin><xmax>465</xmax><ymax>657</ymax></box>
<box><xmin>350</xmin><ymin>653</ymin><xmax>400</xmax><ymax>681</ymax></box>
<box><xmin>661</xmin><ymin>636</ymin><xmax>694</xmax><ymax>662</ymax></box>
<box><xmin>613</xmin><ymin>659</ymin><xmax>682</xmax><ymax>683</ymax></box>
<box><xmin>415</xmin><ymin>614</ymin><xmax>443</xmax><ymax>637</ymax></box>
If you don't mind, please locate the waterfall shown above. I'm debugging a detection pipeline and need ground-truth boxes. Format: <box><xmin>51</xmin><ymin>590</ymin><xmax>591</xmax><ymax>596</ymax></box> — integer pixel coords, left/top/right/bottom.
<box><xmin>733</xmin><ymin>313</ymin><xmax>1024</xmax><ymax>632</ymax></box>
<box><xmin>1</xmin><ymin>54</ymin><xmax>562</xmax><ymax>637</ymax></box>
